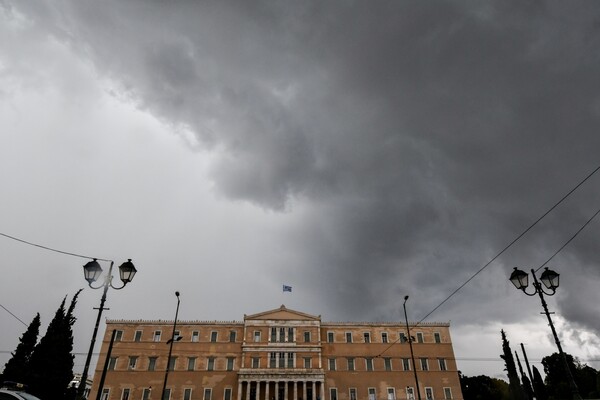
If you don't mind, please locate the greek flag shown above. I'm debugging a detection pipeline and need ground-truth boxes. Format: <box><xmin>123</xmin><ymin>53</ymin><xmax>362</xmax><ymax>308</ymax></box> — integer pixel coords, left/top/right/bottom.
<box><xmin>283</xmin><ymin>285</ymin><xmax>292</xmax><ymax>292</ymax></box>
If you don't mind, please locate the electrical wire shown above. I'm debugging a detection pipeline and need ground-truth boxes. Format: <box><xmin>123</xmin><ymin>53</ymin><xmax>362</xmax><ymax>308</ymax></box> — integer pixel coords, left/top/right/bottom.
<box><xmin>416</xmin><ymin>164</ymin><xmax>600</xmax><ymax>324</ymax></box>
<box><xmin>534</xmin><ymin>206</ymin><xmax>600</xmax><ymax>273</ymax></box>
<box><xmin>0</xmin><ymin>303</ymin><xmax>27</xmax><ymax>326</ymax></box>
<box><xmin>0</xmin><ymin>232</ymin><xmax>111</xmax><ymax>262</ymax></box>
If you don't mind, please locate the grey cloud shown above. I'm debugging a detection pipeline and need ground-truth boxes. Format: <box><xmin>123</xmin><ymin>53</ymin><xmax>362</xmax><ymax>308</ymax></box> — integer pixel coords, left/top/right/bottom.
<box><xmin>12</xmin><ymin>0</ymin><xmax>600</xmax><ymax>336</ymax></box>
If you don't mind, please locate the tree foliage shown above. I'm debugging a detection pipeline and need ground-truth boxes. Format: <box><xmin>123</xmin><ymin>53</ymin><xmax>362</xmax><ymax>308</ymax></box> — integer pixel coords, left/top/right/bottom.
<box><xmin>26</xmin><ymin>290</ymin><xmax>82</xmax><ymax>400</ymax></box>
<box><xmin>500</xmin><ymin>330</ymin><xmax>525</xmax><ymax>400</ymax></box>
<box><xmin>460</xmin><ymin>372</ymin><xmax>511</xmax><ymax>400</ymax></box>
<box><xmin>2</xmin><ymin>313</ymin><xmax>41</xmax><ymax>383</ymax></box>
<box><xmin>532</xmin><ymin>366</ymin><xmax>548</xmax><ymax>400</ymax></box>
<box><xmin>542</xmin><ymin>352</ymin><xmax>600</xmax><ymax>399</ymax></box>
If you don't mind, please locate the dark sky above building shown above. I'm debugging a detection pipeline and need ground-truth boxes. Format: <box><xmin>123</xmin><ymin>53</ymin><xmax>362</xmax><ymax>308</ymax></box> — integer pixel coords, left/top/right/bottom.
<box><xmin>1</xmin><ymin>0</ymin><xmax>600</xmax><ymax>378</ymax></box>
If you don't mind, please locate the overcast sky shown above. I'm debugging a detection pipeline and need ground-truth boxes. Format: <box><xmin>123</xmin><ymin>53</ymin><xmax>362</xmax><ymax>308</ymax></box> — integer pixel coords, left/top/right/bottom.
<box><xmin>2</xmin><ymin>0</ymin><xmax>600</xmax><ymax>380</ymax></box>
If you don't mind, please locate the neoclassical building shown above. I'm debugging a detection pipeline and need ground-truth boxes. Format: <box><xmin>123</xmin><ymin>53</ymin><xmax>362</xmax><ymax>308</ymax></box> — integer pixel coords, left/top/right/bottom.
<box><xmin>88</xmin><ymin>306</ymin><xmax>462</xmax><ymax>400</ymax></box>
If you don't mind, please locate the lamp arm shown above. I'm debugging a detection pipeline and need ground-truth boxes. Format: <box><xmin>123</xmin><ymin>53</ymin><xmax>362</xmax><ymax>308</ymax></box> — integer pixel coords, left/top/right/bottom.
<box><xmin>87</xmin><ymin>281</ymin><xmax>106</xmax><ymax>290</ymax></box>
<box><xmin>519</xmin><ymin>286</ymin><xmax>538</xmax><ymax>297</ymax></box>
<box><xmin>109</xmin><ymin>281</ymin><xmax>128</xmax><ymax>290</ymax></box>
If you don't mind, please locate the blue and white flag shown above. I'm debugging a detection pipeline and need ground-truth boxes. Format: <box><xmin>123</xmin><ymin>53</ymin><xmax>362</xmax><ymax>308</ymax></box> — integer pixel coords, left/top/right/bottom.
<box><xmin>283</xmin><ymin>285</ymin><xmax>292</xmax><ymax>292</ymax></box>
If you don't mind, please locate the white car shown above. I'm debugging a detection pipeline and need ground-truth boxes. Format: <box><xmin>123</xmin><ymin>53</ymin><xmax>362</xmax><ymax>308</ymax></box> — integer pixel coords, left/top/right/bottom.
<box><xmin>0</xmin><ymin>389</ymin><xmax>43</xmax><ymax>400</ymax></box>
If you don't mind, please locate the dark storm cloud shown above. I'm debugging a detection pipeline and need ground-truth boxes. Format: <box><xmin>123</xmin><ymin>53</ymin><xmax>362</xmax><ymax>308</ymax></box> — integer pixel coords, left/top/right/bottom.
<box><xmin>14</xmin><ymin>0</ymin><xmax>600</xmax><ymax>334</ymax></box>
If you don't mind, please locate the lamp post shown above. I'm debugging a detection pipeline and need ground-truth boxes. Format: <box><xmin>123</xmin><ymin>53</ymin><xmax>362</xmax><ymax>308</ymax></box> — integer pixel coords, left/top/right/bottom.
<box><xmin>403</xmin><ymin>296</ymin><xmax>421</xmax><ymax>400</ymax></box>
<box><xmin>77</xmin><ymin>259</ymin><xmax>137</xmax><ymax>400</ymax></box>
<box><xmin>509</xmin><ymin>267</ymin><xmax>582</xmax><ymax>400</ymax></box>
<box><xmin>161</xmin><ymin>291</ymin><xmax>181</xmax><ymax>400</ymax></box>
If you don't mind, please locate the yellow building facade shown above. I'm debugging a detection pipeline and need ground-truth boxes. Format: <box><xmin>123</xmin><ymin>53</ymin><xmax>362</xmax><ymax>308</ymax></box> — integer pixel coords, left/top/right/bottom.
<box><xmin>88</xmin><ymin>306</ymin><xmax>462</xmax><ymax>400</ymax></box>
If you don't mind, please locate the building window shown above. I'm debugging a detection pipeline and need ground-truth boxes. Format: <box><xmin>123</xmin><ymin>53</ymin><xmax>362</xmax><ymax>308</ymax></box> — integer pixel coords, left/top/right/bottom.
<box><xmin>108</xmin><ymin>357</ymin><xmax>118</xmax><ymax>371</ymax></box>
<box><xmin>330</xmin><ymin>388</ymin><xmax>337</xmax><ymax>400</ymax></box>
<box><xmin>368</xmin><ymin>388</ymin><xmax>376</xmax><ymax>400</ymax></box>
<box><xmin>184</xmin><ymin>389</ymin><xmax>193</xmax><ymax>400</ymax></box>
<box><xmin>271</xmin><ymin>327</ymin><xmax>277</xmax><ymax>342</ymax></box>
<box><xmin>438</xmin><ymin>358</ymin><xmax>447</xmax><ymax>371</ymax></box>
<box><xmin>347</xmin><ymin>358</ymin><xmax>355</xmax><ymax>371</ymax></box>
<box><xmin>381</xmin><ymin>332</ymin><xmax>388</xmax><ymax>343</ymax></box>
<box><xmin>148</xmin><ymin>357</ymin><xmax>157</xmax><ymax>371</ymax></box>
<box><xmin>363</xmin><ymin>332</ymin><xmax>370</xmax><ymax>343</ymax></box>
<box><xmin>227</xmin><ymin>357</ymin><xmax>235</xmax><ymax>371</ymax></box>
<box><xmin>416</xmin><ymin>332</ymin><xmax>424</xmax><ymax>343</ymax></box>
<box><xmin>384</xmin><ymin>357</ymin><xmax>392</xmax><ymax>371</ymax></box>
<box><xmin>443</xmin><ymin>388</ymin><xmax>452</xmax><ymax>399</ymax></box>
<box><xmin>142</xmin><ymin>388</ymin><xmax>151</xmax><ymax>400</ymax></box>
<box><xmin>100</xmin><ymin>389</ymin><xmax>110</xmax><ymax>400</ymax></box>
<box><xmin>134</xmin><ymin>330</ymin><xmax>142</xmax><ymax>342</ymax></box>
<box><xmin>168</xmin><ymin>356</ymin><xmax>177</xmax><ymax>371</ymax></box>
<box><xmin>288</xmin><ymin>327</ymin><xmax>295</xmax><ymax>342</ymax></box>
<box><xmin>163</xmin><ymin>388</ymin><xmax>172</xmax><ymax>400</ymax></box>
<box><xmin>304</xmin><ymin>357</ymin><xmax>312</xmax><ymax>369</ymax></box>
<box><xmin>420</xmin><ymin>358</ymin><xmax>428</xmax><ymax>371</ymax></box>
<box><xmin>287</xmin><ymin>353</ymin><xmax>294</xmax><ymax>368</ymax></box>
<box><xmin>224</xmin><ymin>388</ymin><xmax>232</xmax><ymax>400</ymax></box>
<box><xmin>192</xmin><ymin>331</ymin><xmax>199</xmax><ymax>342</ymax></box>
<box><xmin>346</xmin><ymin>332</ymin><xmax>352</xmax><ymax>343</ymax></box>
<box><xmin>425</xmin><ymin>388</ymin><xmax>433</xmax><ymax>400</ymax></box>
<box><xmin>279</xmin><ymin>327</ymin><xmax>286</xmax><ymax>342</ymax></box>
<box><xmin>121</xmin><ymin>388</ymin><xmax>130</xmax><ymax>400</ymax></box>
<box><xmin>304</xmin><ymin>331</ymin><xmax>311</xmax><ymax>342</ymax></box>
<box><xmin>365</xmin><ymin>358</ymin><xmax>373</xmax><ymax>371</ymax></box>
<box><xmin>279</xmin><ymin>352</ymin><xmax>285</xmax><ymax>369</ymax></box>
<box><xmin>406</xmin><ymin>388</ymin><xmax>415</xmax><ymax>400</ymax></box>
<box><xmin>387</xmin><ymin>388</ymin><xmax>395</xmax><ymax>400</ymax></box>
<box><xmin>402</xmin><ymin>358</ymin><xmax>410</xmax><ymax>371</ymax></box>
<box><xmin>174</xmin><ymin>330</ymin><xmax>181</xmax><ymax>340</ymax></box>
<box><xmin>229</xmin><ymin>331</ymin><xmax>237</xmax><ymax>342</ymax></box>
<box><xmin>153</xmin><ymin>331</ymin><xmax>162</xmax><ymax>342</ymax></box>
<box><xmin>188</xmin><ymin>357</ymin><xmax>196</xmax><ymax>371</ymax></box>
<box><xmin>399</xmin><ymin>332</ymin><xmax>407</xmax><ymax>343</ymax></box>
<box><xmin>128</xmin><ymin>356</ymin><xmax>138</xmax><ymax>370</ymax></box>
<box><xmin>349</xmin><ymin>388</ymin><xmax>357</xmax><ymax>400</ymax></box>
<box><xmin>434</xmin><ymin>332</ymin><xmax>441</xmax><ymax>343</ymax></box>
<box><xmin>252</xmin><ymin>357</ymin><xmax>260</xmax><ymax>368</ymax></box>
<box><xmin>270</xmin><ymin>353</ymin><xmax>277</xmax><ymax>368</ymax></box>
<box><xmin>210</xmin><ymin>331</ymin><xmax>218</xmax><ymax>342</ymax></box>
<box><xmin>115</xmin><ymin>330</ymin><xmax>123</xmax><ymax>342</ymax></box>
<box><xmin>327</xmin><ymin>332</ymin><xmax>334</xmax><ymax>343</ymax></box>
<box><xmin>254</xmin><ymin>331</ymin><xmax>261</xmax><ymax>342</ymax></box>
<box><xmin>207</xmin><ymin>357</ymin><xmax>215</xmax><ymax>371</ymax></box>
<box><xmin>204</xmin><ymin>388</ymin><xmax>212</xmax><ymax>400</ymax></box>
<box><xmin>328</xmin><ymin>358</ymin><xmax>336</xmax><ymax>371</ymax></box>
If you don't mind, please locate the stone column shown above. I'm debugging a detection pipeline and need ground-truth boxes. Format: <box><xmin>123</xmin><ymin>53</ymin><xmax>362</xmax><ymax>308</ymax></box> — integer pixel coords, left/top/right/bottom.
<box><xmin>320</xmin><ymin>382</ymin><xmax>324</xmax><ymax>400</ymax></box>
<box><xmin>275</xmin><ymin>382</ymin><xmax>279</xmax><ymax>400</ymax></box>
<box><xmin>312</xmin><ymin>382</ymin><xmax>316</xmax><ymax>400</ymax></box>
<box><xmin>265</xmin><ymin>381</ymin><xmax>270</xmax><ymax>400</ymax></box>
<box><xmin>294</xmin><ymin>381</ymin><xmax>298</xmax><ymax>400</ymax></box>
<box><xmin>238</xmin><ymin>381</ymin><xmax>243</xmax><ymax>400</ymax></box>
<box><xmin>284</xmin><ymin>381</ymin><xmax>288</xmax><ymax>400</ymax></box>
<box><xmin>302</xmin><ymin>381</ymin><xmax>307</xmax><ymax>400</ymax></box>
<box><xmin>246</xmin><ymin>382</ymin><xmax>251</xmax><ymax>400</ymax></box>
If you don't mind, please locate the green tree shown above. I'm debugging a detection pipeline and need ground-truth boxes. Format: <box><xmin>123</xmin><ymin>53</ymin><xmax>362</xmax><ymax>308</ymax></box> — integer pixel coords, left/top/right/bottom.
<box><xmin>542</xmin><ymin>352</ymin><xmax>598</xmax><ymax>399</ymax></box>
<box><xmin>500</xmin><ymin>330</ymin><xmax>525</xmax><ymax>400</ymax></box>
<box><xmin>27</xmin><ymin>290</ymin><xmax>82</xmax><ymax>400</ymax></box>
<box><xmin>2</xmin><ymin>313</ymin><xmax>41</xmax><ymax>384</ymax></box>
<box><xmin>459</xmin><ymin>372</ymin><xmax>510</xmax><ymax>400</ymax></box>
<box><xmin>532</xmin><ymin>366</ymin><xmax>548</xmax><ymax>400</ymax></box>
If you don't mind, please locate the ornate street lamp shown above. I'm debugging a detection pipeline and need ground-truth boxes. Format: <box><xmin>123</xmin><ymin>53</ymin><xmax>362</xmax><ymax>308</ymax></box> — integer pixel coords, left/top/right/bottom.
<box><xmin>77</xmin><ymin>259</ymin><xmax>137</xmax><ymax>400</ymax></box>
<box><xmin>403</xmin><ymin>296</ymin><xmax>421</xmax><ymax>400</ymax></box>
<box><xmin>509</xmin><ymin>267</ymin><xmax>581</xmax><ymax>400</ymax></box>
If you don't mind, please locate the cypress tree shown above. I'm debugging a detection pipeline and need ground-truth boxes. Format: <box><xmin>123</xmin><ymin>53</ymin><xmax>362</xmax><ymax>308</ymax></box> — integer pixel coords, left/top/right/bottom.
<box><xmin>500</xmin><ymin>330</ymin><xmax>525</xmax><ymax>400</ymax></box>
<box><xmin>2</xmin><ymin>313</ymin><xmax>41</xmax><ymax>384</ymax></box>
<box><xmin>27</xmin><ymin>290</ymin><xmax>82</xmax><ymax>400</ymax></box>
<box><xmin>532</xmin><ymin>365</ymin><xmax>549</xmax><ymax>400</ymax></box>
